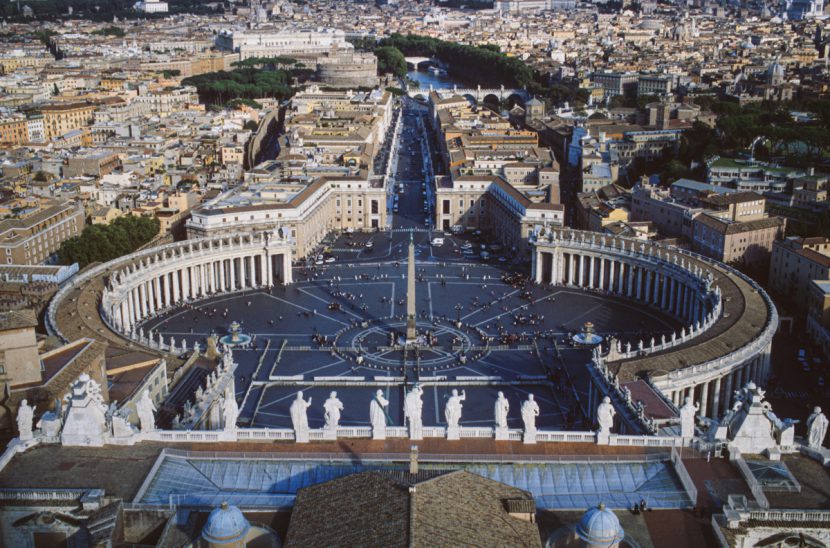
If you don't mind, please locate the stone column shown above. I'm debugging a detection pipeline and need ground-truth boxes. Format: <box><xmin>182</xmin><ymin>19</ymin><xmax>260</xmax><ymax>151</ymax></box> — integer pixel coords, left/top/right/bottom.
<box><xmin>127</xmin><ymin>290</ymin><xmax>136</xmax><ymax>327</ymax></box>
<box><xmin>152</xmin><ymin>277</ymin><xmax>161</xmax><ymax>313</ymax></box>
<box><xmin>683</xmin><ymin>286</ymin><xmax>691</xmax><ymax>321</ymax></box>
<box><xmin>569</xmin><ymin>253</ymin><xmax>577</xmax><ymax>286</ymax></box>
<box><xmin>218</xmin><ymin>259</ymin><xmax>226</xmax><ymax>292</ymax></box>
<box><xmin>609</xmin><ymin>260</ymin><xmax>616</xmax><ymax>293</ymax></box>
<box><xmin>283</xmin><ymin>252</ymin><xmax>293</xmax><ymax>284</ymax></box>
<box><xmin>239</xmin><ymin>257</ymin><xmax>247</xmax><ymax>288</ymax></box>
<box><xmin>627</xmin><ymin>264</ymin><xmax>635</xmax><ymax>297</ymax></box>
<box><xmin>722</xmin><ymin>371</ymin><xmax>734</xmax><ymax>415</ymax></box>
<box><xmin>700</xmin><ymin>380</ymin><xmax>710</xmax><ymax>418</ymax></box>
<box><xmin>588</xmin><ymin>255</ymin><xmax>595</xmax><ymax>289</ymax></box>
<box><xmin>533</xmin><ymin>249</ymin><xmax>542</xmax><ymax>283</ymax></box>
<box><xmin>163</xmin><ymin>273</ymin><xmax>171</xmax><ymax>308</ymax></box>
<box><xmin>260</xmin><ymin>252</ymin><xmax>268</xmax><ymax>287</ymax></box>
<box><xmin>636</xmin><ymin>267</ymin><xmax>644</xmax><ymax>300</ymax></box>
<box><xmin>644</xmin><ymin>270</ymin><xmax>652</xmax><ymax>303</ymax></box>
<box><xmin>139</xmin><ymin>282</ymin><xmax>148</xmax><ymax>318</ymax></box>
<box><xmin>172</xmin><ymin>270</ymin><xmax>180</xmax><ymax>303</ymax></box>
<box><xmin>230</xmin><ymin>258</ymin><xmax>236</xmax><ymax>290</ymax></box>
<box><xmin>598</xmin><ymin>258</ymin><xmax>605</xmax><ymax>290</ymax></box>
<box><xmin>711</xmin><ymin>376</ymin><xmax>721</xmax><ymax>419</ymax></box>
<box><xmin>669</xmin><ymin>278</ymin><xmax>676</xmax><ymax>313</ymax></box>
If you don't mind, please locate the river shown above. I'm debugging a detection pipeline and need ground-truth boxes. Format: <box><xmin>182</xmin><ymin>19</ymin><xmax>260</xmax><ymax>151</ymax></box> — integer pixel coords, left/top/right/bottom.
<box><xmin>406</xmin><ymin>68</ymin><xmax>464</xmax><ymax>91</ymax></box>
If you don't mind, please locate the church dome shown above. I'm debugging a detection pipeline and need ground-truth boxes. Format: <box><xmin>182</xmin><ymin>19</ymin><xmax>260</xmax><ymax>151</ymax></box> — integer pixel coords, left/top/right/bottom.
<box><xmin>202</xmin><ymin>502</ymin><xmax>251</xmax><ymax>545</ymax></box>
<box><xmin>575</xmin><ymin>503</ymin><xmax>624</xmax><ymax>546</ymax></box>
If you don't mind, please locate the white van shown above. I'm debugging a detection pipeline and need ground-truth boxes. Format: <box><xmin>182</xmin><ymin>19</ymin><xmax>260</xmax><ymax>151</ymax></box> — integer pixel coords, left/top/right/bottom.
<box><xmin>431</xmin><ymin>237</ymin><xmax>444</xmax><ymax>247</ymax></box>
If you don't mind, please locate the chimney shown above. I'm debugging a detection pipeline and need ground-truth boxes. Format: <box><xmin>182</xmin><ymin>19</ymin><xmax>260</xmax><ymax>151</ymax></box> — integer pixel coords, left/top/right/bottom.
<box><xmin>409</xmin><ymin>445</ymin><xmax>419</xmax><ymax>475</ymax></box>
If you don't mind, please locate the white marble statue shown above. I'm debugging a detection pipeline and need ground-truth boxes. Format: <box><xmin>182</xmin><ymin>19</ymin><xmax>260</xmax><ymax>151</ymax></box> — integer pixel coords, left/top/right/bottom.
<box><xmin>16</xmin><ymin>399</ymin><xmax>34</xmax><ymax>441</ymax></box>
<box><xmin>807</xmin><ymin>406</ymin><xmax>828</xmax><ymax>450</ymax></box>
<box><xmin>445</xmin><ymin>389</ymin><xmax>466</xmax><ymax>428</ymax></box>
<box><xmin>404</xmin><ymin>385</ymin><xmax>424</xmax><ymax>439</ymax></box>
<box><xmin>222</xmin><ymin>392</ymin><xmax>239</xmax><ymax>432</ymax></box>
<box><xmin>494</xmin><ymin>391</ymin><xmax>509</xmax><ymax>429</ymax></box>
<box><xmin>521</xmin><ymin>394</ymin><xmax>540</xmax><ymax>432</ymax></box>
<box><xmin>323</xmin><ymin>391</ymin><xmax>344</xmax><ymax>430</ymax></box>
<box><xmin>679</xmin><ymin>396</ymin><xmax>699</xmax><ymax>439</ymax></box>
<box><xmin>222</xmin><ymin>348</ymin><xmax>234</xmax><ymax>371</ymax></box>
<box><xmin>290</xmin><ymin>391</ymin><xmax>312</xmax><ymax>443</ymax></box>
<box><xmin>370</xmin><ymin>389</ymin><xmax>390</xmax><ymax>439</ymax></box>
<box><xmin>135</xmin><ymin>389</ymin><xmax>157</xmax><ymax>432</ymax></box>
<box><xmin>597</xmin><ymin>396</ymin><xmax>616</xmax><ymax>435</ymax></box>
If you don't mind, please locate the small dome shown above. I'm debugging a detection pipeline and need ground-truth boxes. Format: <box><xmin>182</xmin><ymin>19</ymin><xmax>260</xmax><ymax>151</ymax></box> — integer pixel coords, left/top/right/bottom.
<box><xmin>575</xmin><ymin>503</ymin><xmax>624</xmax><ymax>546</ymax></box>
<box><xmin>202</xmin><ymin>502</ymin><xmax>251</xmax><ymax>544</ymax></box>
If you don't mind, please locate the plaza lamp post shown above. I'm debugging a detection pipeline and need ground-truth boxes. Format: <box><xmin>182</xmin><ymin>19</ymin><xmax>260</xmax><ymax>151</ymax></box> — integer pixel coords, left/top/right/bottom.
<box><xmin>455</xmin><ymin>303</ymin><xmax>463</xmax><ymax>323</ymax></box>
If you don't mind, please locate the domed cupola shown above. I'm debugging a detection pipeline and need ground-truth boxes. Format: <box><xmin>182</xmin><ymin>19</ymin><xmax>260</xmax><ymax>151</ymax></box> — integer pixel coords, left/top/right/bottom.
<box><xmin>575</xmin><ymin>503</ymin><xmax>625</xmax><ymax>548</ymax></box>
<box><xmin>202</xmin><ymin>502</ymin><xmax>251</xmax><ymax>547</ymax></box>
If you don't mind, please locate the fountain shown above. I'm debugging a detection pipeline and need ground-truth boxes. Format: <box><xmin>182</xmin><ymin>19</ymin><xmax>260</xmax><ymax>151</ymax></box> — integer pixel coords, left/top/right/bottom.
<box><xmin>572</xmin><ymin>321</ymin><xmax>603</xmax><ymax>347</ymax></box>
<box><xmin>219</xmin><ymin>321</ymin><xmax>252</xmax><ymax>347</ymax></box>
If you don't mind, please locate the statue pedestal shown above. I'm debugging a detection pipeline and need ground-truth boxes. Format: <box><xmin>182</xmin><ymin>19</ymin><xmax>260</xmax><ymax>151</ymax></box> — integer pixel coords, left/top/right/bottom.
<box><xmin>323</xmin><ymin>427</ymin><xmax>337</xmax><ymax>441</ymax></box>
<box><xmin>409</xmin><ymin>425</ymin><xmax>423</xmax><ymax>441</ymax></box>
<box><xmin>446</xmin><ymin>425</ymin><xmax>460</xmax><ymax>441</ymax></box>
<box><xmin>801</xmin><ymin>445</ymin><xmax>830</xmax><ymax>466</ymax></box>
<box><xmin>495</xmin><ymin>427</ymin><xmax>509</xmax><ymax>441</ymax></box>
<box><xmin>372</xmin><ymin>426</ymin><xmax>386</xmax><ymax>441</ymax></box>
<box><xmin>294</xmin><ymin>429</ymin><xmax>309</xmax><ymax>443</ymax></box>
<box><xmin>596</xmin><ymin>432</ymin><xmax>610</xmax><ymax>445</ymax></box>
<box><xmin>523</xmin><ymin>429</ymin><xmax>536</xmax><ymax>444</ymax></box>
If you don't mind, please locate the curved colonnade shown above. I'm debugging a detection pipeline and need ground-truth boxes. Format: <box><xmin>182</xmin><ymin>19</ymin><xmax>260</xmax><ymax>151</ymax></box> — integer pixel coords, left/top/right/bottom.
<box><xmin>532</xmin><ymin>229</ymin><xmax>778</xmax><ymax>422</ymax></box>
<box><xmin>45</xmin><ymin>226</ymin><xmax>777</xmax><ymax>434</ymax></box>
<box><xmin>47</xmin><ymin>231</ymin><xmax>294</xmax><ymax>352</ymax></box>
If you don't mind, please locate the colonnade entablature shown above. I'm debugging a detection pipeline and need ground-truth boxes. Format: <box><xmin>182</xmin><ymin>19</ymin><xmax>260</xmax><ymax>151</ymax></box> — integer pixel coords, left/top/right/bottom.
<box><xmin>47</xmin><ymin>231</ymin><xmax>294</xmax><ymax>354</ymax></box>
<box><xmin>531</xmin><ymin>228</ymin><xmax>778</xmax><ymax>428</ymax></box>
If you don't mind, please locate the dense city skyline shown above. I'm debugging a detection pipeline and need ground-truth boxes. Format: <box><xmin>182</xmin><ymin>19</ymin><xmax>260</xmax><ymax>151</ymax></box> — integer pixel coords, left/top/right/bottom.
<box><xmin>0</xmin><ymin>0</ymin><xmax>828</xmax><ymax>546</ymax></box>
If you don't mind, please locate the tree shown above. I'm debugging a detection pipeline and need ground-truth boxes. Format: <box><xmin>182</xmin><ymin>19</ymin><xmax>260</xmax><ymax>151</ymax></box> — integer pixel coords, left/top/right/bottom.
<box><xmin>660</xmin><ymin>160</ymin><xmax>688</xmax><ymax>186</ymax></box>
<box><xmin>57</xmin><ymin>216</ymin><xmax>160</xmax><ymax>267</ymax></box>
<box><xmin>374</xmin><ymin>46</ymin><xmax>407</xmax><ymax>77</ymax></box>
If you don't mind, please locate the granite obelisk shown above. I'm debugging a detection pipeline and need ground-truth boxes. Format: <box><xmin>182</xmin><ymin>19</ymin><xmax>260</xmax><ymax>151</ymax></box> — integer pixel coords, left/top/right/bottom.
<box><xmin>406</xmin><ymin>231</ymin><xmax>417</xmax><ymax>342</ymax></box>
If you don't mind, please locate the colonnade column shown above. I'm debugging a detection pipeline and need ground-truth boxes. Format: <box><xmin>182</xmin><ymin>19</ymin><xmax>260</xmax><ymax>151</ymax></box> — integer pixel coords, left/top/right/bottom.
<box><xmin>139</xmin><ymin>283</ymin><xmax>148</xmax><ymax>318</ymax></box>
<box><xmin>240</xmin><ymin>257</ymin><xmax>248</xmax><ymax>288</ymax></box>
<box><xmin>163</xmin><ymin>274</ymin><xmax>171</xmax><ymax>308</ymax></box>
<box><xmin>609</xmin><ymin>260</ymin><xmax>616</xmax><ymax>293</ymax></box>
<box><xmin>172</xmin><ymin>270</ymin><xmax>180</xmax><ymax>303</ymax></box>
<box><xmin>700</xmin><ymin>381</ymin><xmax>710</xmax><ymax>419</ymax></box>
<box><xmin>722</xmin><ymin>371</ymin><xmax>734</xmax><ymax>414</ymax></box>
<box><xmin>599</xmin><ymin>258</ymin><xmax>605</xmax><ymax>290</ymax></box>
<box><xmin>230</xmin><ymin>258</ymin><xmax>237</xmax><ymax>290</ymax></box>
<box><xmin>589</xmin><ymin>256</ymin><xmax>595</xmax><ymax>289</ymax></box>
<box><xmin>283</xmin><ymin>252</ymin><xmax>292</xmax><ymax>284</ymax></box>
<box><xmin>636</xmin><ymin>268</ymin><xmax>644</xmax><ymax>300</ymax></box>
<box><xmin>710</xmin><ymin>376</ymin><xmax>721</xmax><ymax>419</ymax></box>
<box><xmin>569</xmin><ymin>253</ymin><xmax>576</xmax><ymax>286</ymax></box>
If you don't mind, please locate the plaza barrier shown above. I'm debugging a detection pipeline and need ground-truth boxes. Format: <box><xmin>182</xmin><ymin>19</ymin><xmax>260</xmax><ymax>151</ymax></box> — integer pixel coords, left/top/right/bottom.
<box><xmin>670</xmin><ymin>447</ymin><xmax>698</xmax><ymax>505</ymax></box>
<box><xmin>730</xmin><ymin>447</ymin><xmax>770</xmax><ymax>510</ymax></box>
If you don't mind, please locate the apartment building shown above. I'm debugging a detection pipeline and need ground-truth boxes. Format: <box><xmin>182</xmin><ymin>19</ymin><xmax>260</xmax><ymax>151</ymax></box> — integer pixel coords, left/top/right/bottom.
<box><xmin>637</xmin><ymin>74</ymin><xmax>673</xmax><ymax>97</ymax></box>
<box><xmin>0</xmin><ymin>118</ymin><xmax>27</xmax><ymax>146</ymax></box>
<box><xmin>430</xmin><ymin>92</ymin><xmax>564</xmax><ymax>253</ymax></box>
<box><xmin>0</xmin><ymin>200</ymin><xmax>85</xmax><ymax>265</ymax></box>
<box><xmin>691</xmin><ymin>212</ymin><xmax>784</xmax><ymax>266</ymax></box>
<box><xmin>39</xmin><ymin>102</ymin><xmax>96</xmax><ymax>141</ymax></box>
<box><xmin>806</xmin><ymin>280</ymin><xmax>830</xmax><ymax>361</ymax></box>
<box><xmin>769</xmin><ymin>236</ymin><xmax>830</xmax><ymax>312</ymax></box>
<box><xmin>592</xmin><ymin>71</ymin><xmax>639</xmax><ymax>98</ymax></box>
